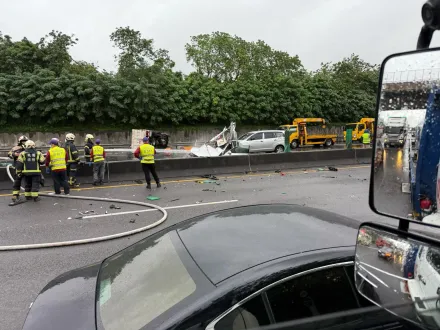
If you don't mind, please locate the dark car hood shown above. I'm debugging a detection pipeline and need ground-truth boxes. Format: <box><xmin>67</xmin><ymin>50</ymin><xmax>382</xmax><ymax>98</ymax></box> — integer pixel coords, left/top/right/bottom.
<box><xmin>22</xmin><ymin>263</ymin><xmax>100</xmax><ymax>330</ymax></box>
<box><xmin>177</xmin><ymin>204</ymin><xmax>358</xmax><ymax>283</ymax></box>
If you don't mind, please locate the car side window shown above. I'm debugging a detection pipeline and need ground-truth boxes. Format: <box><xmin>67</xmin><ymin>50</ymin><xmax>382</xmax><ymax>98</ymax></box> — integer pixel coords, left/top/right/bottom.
<box><xmin>249</xmin><ymin>133</ymin><xmax>263</xmax><ymax>141</ymax></box>
<box><xmin>358</xmin><ymin>124</ymin><xmax>365</xmax><ymax>130</ymax></box>
<box><xmin>264</xmin><ymin>132</ymin><xmax>275</xmax><ymax>139</ymax></box>
<box><xmin>214</xmin><ymin>295</ymin><xmax>270</xmax><ymax>330</ymax></box>
<box><xmin>266</xmin><ymin>266</ymin><xmax>358</xmax><ymax>323</ymax></box>
<box><xmin>275</xmin><ymin>132</ymin><xmax>284</xmax><ymax>138</ymax></box>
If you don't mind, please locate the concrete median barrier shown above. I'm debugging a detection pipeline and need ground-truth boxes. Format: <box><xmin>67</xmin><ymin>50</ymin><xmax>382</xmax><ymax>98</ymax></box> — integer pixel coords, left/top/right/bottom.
<box><xmin>0</xmin><ymin>148</ymin><xmax>372</xmax><ymax>189</ymax></box>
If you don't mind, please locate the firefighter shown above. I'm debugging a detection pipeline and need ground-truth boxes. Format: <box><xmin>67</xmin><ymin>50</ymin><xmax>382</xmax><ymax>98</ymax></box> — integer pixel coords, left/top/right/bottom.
<box><xmin>45</xmin><ymin>138</ymin><xmax>70</xmax><ymax>195</ymax></box>
<box><xmin>8</xmin><ymin>135</ymin><xmax>28</xmax><ymax>202</ymax></box>
<box><xmin>362</xmin><ymin>129</ymin><xmax>371</xmax><ymax>148</ymax></box>
<box><xmin>16</xmin><ymin>140</ymin><xmax>45</xmax><ymax>202</ymax></box>
<box><xmin>134</xmin><ymin>136</ymin><xmax>161</xmax><ymax>189</ymax></box>
<box><xmin>65</xmin><ymin>133</ymin><xmax>80</xmax><ymax>187</ymax></box>
<box><xmin>84</xmin><ymin>134</ymin><xmax>94</xmax><ymax>163</ymax></box>
<box><xmin>90</xmin><ymin>139</ymin><xmax>106</xmax><ymax>185</ymax></box>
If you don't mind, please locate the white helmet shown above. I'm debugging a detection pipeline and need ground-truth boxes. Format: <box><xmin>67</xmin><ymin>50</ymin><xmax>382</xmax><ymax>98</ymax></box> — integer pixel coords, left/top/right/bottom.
<box><xmin>85</xmin><ymin>134</ymin><xmax>94</xmax><ymax>142</ymax></box>
<box><xmin>24</xmin><ymin>140</ymin><xmax>36</xmax><ymax>149</ymax></box>
<box><xmin>65</xmin><ymin>133</ymin><xmax>75</xmax><ymax>141</ymax></box>
<box><xmin>18</xmin><ymin>135</ymin><xmax>28</xmax><ymax>143</ymax></box>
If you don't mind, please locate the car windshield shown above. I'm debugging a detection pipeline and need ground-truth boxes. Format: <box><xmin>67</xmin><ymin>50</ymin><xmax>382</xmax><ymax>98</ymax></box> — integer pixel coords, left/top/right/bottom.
<box><xmin>384</xmin><ymin>127</ymin><xmax>402</xmax><ymax>134</ymax></box>
<box><xmin>97</xmin><ymin>234</ymin><xmax>196</xmax><ymax>330</ymax></box>
<box><xmin>238</xmin><ymin>133</ymin><xmax>253</xmax><ymax>140</ymax></box>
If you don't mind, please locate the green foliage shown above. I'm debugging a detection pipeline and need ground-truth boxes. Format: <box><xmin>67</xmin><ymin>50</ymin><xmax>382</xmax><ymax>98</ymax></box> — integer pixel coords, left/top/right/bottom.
<box><xmin>0</xmin><ymin>29</ymin><xmax>379</xmax><ymax>130</ymax></box>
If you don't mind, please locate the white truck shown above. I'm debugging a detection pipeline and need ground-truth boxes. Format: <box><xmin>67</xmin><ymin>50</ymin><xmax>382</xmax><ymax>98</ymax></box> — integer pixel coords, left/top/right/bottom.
<box><xmin>383</xmin><ymin>117</ymin><xmax>407</xmax><ymax>147</ymax></box>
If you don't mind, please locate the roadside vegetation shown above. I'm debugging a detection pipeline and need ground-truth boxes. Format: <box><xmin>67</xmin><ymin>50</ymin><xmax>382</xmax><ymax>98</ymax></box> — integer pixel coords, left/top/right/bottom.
<box><xmin>0</xmin><ymin>28</ymin><xmax>379</xmax><ymax>132</ymax></box>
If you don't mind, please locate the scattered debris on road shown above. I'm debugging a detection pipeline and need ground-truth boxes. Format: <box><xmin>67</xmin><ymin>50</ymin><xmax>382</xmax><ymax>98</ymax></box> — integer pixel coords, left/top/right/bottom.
<box><xmin>78</xmin><ymin>210</ymin><xmax>95</xmax><ymax>216</ymax></box>
<box><xmin>67</xmin><ymin>217</ymin><xmax>72</xmax><ymax>220</ymax></box>
<box><xmin>169</xmin><ymin>198</ymin><xmax>180</xmax><ymax>202</ymax></box>
<box><xmin>109</xmin><ymin>204</ymin><xmax>121</xmax><ymax>210</ymax></box>
<box><xmin>275</xmin><ymin>170</ymin><xmax>281</xmax><ymax>173</ymax></box>
<box><xmin>75</xmin><ymin>216</ymin><xmax>83</xmax><ymax>220</ymax></box>
<box><xmin>129</xmin><ymin>219</ymin><xmax>136</xmax><ymax>223</ymax></box>
<box><xmin>328</xmin><ymin>166</ymin><xmax>338</xmax><ymax>171</ymax></box>
<box><xmin>201</xmin><ymin>174</ymin><xmax>218</xmax><ymax>180</ymax></box>
<box><xmin>53</xmin><ymin>203</ymin><xmax>58</xmax><ymax>206</ymax></box>
<box><xmin>202</xmin><ymin>189</ymin><xmax>216</xmax><ymax>192</ymax></box>
<box><xmin>147</xmin><ymin>196</ymin><xmax>160</xmax><ymax>201</ymax></box>
<box><xmin>134</xmin><ymin>180</ymin><xmax>143</xmax><ymax>184</ymax></box>
<box><xmin>317</xmin><ymin>168</ymin><xmax>325</xmax><ymax>171</ymax></box>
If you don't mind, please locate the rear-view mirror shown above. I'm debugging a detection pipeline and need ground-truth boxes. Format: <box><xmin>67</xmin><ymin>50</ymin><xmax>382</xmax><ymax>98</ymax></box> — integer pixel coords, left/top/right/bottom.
<box><xmin>356</xmin><ymin>223</ymin><xmax>440</xmax><ymax>329</ymax></box>
<box><xmin>370</xmin><ymin>48</ymin><xmax>440</xmax><ymax>228</ymax></box>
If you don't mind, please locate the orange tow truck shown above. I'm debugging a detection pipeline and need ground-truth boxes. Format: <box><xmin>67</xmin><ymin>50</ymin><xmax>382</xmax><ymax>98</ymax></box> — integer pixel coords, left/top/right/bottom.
<box><xmin>278</xmin><ymin>118</ymin><xmax>337</xmax><ymax>149</ymax></box>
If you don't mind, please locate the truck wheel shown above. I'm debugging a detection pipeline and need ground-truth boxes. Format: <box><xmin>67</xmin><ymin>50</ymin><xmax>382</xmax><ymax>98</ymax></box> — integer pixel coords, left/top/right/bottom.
<box><xmin>274</xmin><ymin>145</ymin><xmax>284</xmax><ymax>153</ymax></box>
<box><xmin>290</xmin><ymin>140</ymin><xmax>299</xmax><ymax>149</ymax></box>
<box><xmin>324</xmin><ymin>139</ymin><xmax>332</xmax><ymax>148</ymax></box>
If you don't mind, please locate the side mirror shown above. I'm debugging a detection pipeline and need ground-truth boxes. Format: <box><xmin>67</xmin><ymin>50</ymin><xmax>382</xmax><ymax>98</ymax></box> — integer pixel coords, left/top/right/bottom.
<box><xmin>356</xmin><ymin>223</ymin><xmax>440</xmax><ymax>329</ymax></box>
<box><xmin>370</xmin><ymin>48</ymin><xmax>440</xmax><ymax>228</ymax></box>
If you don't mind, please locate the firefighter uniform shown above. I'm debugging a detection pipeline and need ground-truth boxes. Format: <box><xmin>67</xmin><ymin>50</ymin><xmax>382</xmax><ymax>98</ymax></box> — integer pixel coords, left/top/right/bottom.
<box><xmin>8</xmin><ymin>136</ymin><xmax>28</xmax><ymax>201</ymax></box>
<box><xmin>65</xmin><ymin>140</ymin><xmax>80</xmax><ymax>187</ymax></box>
<box><xmin>16</xmin><ymin>147</ymin><xmax>45</xmax><ymax>201</ymax></box>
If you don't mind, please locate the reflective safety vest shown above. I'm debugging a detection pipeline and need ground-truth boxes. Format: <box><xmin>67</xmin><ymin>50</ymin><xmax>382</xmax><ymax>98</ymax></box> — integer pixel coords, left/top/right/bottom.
<box><xmin>49</xmin><ymin>146</ymin><xmax>67</xmax><ymax>171</ymax></box>
<box><xmin>362</xmin><ymin>133</ymin><xmax>371</xmax><ymax>144</ymax></box>
<box><xmin>92</xmin><ymin>145</ymin><xmax>105</xmax><ymax>163</ymax></box>
<box><xmin>18</xmin><ymin>150</ymin><xmax>45</xmax><ymax>175</ymax></box>
<box><xmin>139</xmin><ymin>143</ymin><xmax>155</xmax><ymax>164</ymax></box>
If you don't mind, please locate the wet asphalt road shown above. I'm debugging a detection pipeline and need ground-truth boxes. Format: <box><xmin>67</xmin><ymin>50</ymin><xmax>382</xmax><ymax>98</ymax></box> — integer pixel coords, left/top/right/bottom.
<box><xmin>373</xmin><ymin>144</ymin><xmax>412</xmax><ymax>219</ymax></box>
<box><xmin>0</xmin><ymin>164</ymin><xmax>408</xmax><ymax>330</ymax></box>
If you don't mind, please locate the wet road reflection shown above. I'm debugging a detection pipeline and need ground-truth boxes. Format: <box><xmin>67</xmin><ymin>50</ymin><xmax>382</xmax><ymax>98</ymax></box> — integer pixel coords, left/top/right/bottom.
<box><xmin>374</xmin><ymin>143</ymin><xmax>412</xmax><ymax>219</ymax></box>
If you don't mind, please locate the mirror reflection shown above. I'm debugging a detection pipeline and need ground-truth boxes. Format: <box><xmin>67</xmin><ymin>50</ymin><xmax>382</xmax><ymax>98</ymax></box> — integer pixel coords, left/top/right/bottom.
<box><xmin>373</xmin><ymin>50</ymin><xmax>440</xmax><ymax>226</ymax></box>
<box><xmin>356</xmin><ymin>225</ymin><xmax>440</xmax><ymax>329</ymax></box>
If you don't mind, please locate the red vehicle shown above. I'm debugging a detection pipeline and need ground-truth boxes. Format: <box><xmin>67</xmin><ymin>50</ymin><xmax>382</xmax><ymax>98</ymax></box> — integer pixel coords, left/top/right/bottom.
<box><xmin>376</xmin><ymin>237</ymin><xmax>391</xmax><ymax>248</ymax></box>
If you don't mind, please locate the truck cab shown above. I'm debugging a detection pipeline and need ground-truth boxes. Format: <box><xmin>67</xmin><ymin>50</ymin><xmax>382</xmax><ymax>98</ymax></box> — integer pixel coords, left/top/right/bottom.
<box><xmin>278</xmin><ymin>118</ymin><xmax>336</xmax><ymax>149</ymax></box>
<box><xmin>383</xmin><ymin>117</ymin><xmax>407</xmax><ymax>148</ymax></box>
<box><xmin>343</xmin><ymin>118</ymin><xmax>375</xmax><ymax>143</ymax></box>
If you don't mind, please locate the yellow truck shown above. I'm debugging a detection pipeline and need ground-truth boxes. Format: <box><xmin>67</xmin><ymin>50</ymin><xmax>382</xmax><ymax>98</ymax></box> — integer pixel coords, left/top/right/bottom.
<box><xmin>343</xmin><ymin>118</ymin><xmax>375</xmax><ymax>143</ymax></box>
<box><xmin>278</xmin><ymin>118</ymin><xmax>337</xmax><ymax>149</ymax></box>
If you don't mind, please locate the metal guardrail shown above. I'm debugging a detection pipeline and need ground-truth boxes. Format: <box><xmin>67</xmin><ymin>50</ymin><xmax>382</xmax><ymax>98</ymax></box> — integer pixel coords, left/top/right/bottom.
<box><xmin>383</xmin><ymin>69</ymin><xmax>440</xmax><ymax>83</ymax></box>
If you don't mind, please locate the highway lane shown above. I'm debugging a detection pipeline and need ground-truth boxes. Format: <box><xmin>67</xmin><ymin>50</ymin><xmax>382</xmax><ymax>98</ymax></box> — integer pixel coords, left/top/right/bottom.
<box><xmin>0</xmin><ymin>164</ymin><xmax>408</xmax><ymax>330</ymax></box>
<box><xmin>373</xmin><ymin>144</ymin><xmax>412</xmax><ymax>219</ymax></box>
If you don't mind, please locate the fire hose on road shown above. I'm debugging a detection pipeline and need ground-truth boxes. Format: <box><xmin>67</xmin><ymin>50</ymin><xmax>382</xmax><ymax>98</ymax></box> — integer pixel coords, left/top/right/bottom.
<box><xmin>2</xmin><ymin>165</ymin><xmax>168</xmax><ymax>251</ymax></box>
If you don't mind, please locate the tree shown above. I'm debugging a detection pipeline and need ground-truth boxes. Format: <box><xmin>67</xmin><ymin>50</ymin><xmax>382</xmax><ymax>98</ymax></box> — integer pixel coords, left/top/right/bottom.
<box><xmin>185</xmin><ymin>32</ymin><xmax>304</xmax><ymax>81</ymax></box>
<box><xmin>0</xmin><ymin>30</ymin><xmax>77</xmax><ymax>75</ymax></box>
<box><xmin>110</xmin><ymin>26</ymin><xmax>174</xmax><ymax>78</ymax></box>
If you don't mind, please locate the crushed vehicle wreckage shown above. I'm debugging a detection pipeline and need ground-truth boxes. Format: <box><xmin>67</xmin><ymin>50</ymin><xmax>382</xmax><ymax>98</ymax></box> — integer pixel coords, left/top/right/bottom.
<box><xmin>190</xmin><ymin>122</ymin><xmax>250</xmax><ymax>157</ymax></box>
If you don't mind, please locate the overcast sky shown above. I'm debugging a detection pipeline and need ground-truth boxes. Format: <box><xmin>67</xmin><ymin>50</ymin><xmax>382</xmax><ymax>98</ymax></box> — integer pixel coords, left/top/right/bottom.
<box><xmin>1</xmin><ymin>0</ymin><xmax>437</xmax><ymax>73</ymax></box>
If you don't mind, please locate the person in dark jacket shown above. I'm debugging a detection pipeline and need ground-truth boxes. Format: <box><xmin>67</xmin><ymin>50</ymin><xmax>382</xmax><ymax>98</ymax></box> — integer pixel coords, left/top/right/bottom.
<box><xmin>65</xmin><ymin>133</ymin><xmax>80</xmax><ymax>187</ymax></box>
<box><xmin>8</xmin><ymin>135</ymin><xmax>28</xmax><ymax>202</ymax></box>
<box><xmin>16</xmin><ymin>140</ymin><xmax>45</xmax><ymax>202</ymax></box>
<box><xmin>84</xmin><ymin>134</ymin><xmax>94</xmax><ymax>163</ymax></box>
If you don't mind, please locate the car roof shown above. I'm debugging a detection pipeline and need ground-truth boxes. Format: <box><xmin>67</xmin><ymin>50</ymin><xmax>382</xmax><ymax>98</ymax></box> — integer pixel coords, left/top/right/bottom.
<box><xmin>247</xmin><ymin>130</ymin><xmax>284</xmax><ymax>134</ymax></box>
<box><xmin>177</xmin><ymin>204</ymin><xmax>358</xmax><ymax>284</ymax></box>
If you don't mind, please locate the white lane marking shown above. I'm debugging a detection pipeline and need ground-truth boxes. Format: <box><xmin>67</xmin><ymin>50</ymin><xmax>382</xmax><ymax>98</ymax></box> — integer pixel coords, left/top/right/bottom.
<box><xmin>359</xmin><ymin>265</ymin><xmax>389</xmax><ymax>288</ymax></box>
<box><xmin>358</xmin><ymin>272</ymin><xmax>378</xmax><ymax>288</ymax></box>
<box><xmin>360</xmin><ymin>261</ymin><xmax>407</xmax><ymax>281</ymax></box>
<box><xmin>82</xmin><ymin>200</ymin><xmax>239</xmax><ymax>219</ymax></box>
